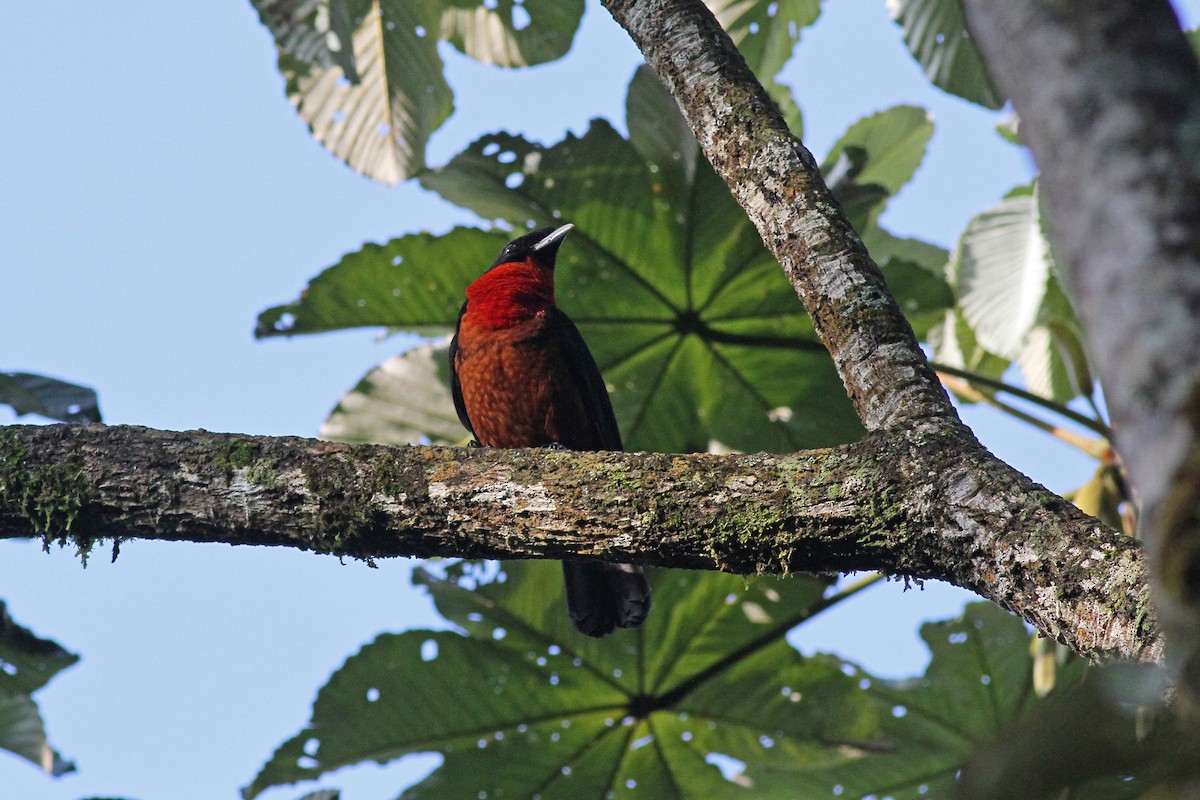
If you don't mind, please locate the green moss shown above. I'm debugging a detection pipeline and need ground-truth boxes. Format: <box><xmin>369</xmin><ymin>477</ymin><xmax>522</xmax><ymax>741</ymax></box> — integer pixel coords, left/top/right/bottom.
<box><xmin>245</xmin><ymin>459</ymin><xmax>280</xmax><ymax>489</ymax></box>
<box><xmin>0</xmin><ymin>430</ymin><xmax>98</xmax><ymax>561</ymax></box>
<box><xmin>214</xmin><ymin>437</ymin><xmax>258</xmax><ymax>482</ymax></box>
<box><xmin>709</xmin><ymin>501</ymin><xmax>789</xmax><ymax>571</ymax></box>
<box><xmin>300</xmin><ymin>447</ymin><xmax>418</xmax><ymax>564</ymax></box>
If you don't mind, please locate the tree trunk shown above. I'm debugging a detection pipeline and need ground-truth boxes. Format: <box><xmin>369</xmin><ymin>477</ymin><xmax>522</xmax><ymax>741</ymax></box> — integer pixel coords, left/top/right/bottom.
<box><xmin>962</xmin><ymin>0</ymin><xmax>1200</xmax><ymax>706</ymax></box>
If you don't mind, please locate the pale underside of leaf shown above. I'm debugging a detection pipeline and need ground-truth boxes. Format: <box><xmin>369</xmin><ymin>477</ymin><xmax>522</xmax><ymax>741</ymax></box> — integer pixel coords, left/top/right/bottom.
<box><xmin>319</xmin><ymin>340</ymin><xmax>464</xmax><ymax>445</ymax></box>
<box><xmin>287</xmin><ymin>1</ymin><xmax>450</xmax><ymax>184</ymax></box>
<box><xmin>955</xmin><ymin>193</ymin><xmax>1050</xmax><ymax>360</ymax></box>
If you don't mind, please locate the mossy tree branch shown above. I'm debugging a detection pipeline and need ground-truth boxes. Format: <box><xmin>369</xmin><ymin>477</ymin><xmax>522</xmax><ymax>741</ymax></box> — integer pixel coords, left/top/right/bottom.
<box><xmin>586</xmin><ymin>0</ymin><xmax>1161</xmax><ymax>664</ymax></box>
<box><xmin>0</xmin><ymin>423</ymin><xmax>1157</xmax><ymax>662</ymax></box>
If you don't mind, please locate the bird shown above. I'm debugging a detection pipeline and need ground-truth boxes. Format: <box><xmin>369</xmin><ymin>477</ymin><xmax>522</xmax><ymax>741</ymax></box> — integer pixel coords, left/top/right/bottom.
<box><xmin>449</xmin><ymin>223</ymin><xmax>651</xmax><ymax>637</ymax></box>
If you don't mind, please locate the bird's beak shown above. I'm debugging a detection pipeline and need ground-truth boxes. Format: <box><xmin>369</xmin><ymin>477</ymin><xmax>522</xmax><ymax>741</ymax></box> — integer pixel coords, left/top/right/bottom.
<box><xmin>532</xmin><ymin>223</ymin><xmax>574</xmax><ymax>252</ymax></box>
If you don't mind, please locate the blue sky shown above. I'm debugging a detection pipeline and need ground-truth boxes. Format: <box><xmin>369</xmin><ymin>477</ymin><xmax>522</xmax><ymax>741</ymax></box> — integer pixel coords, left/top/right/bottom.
<box><xmin>3</xmin><ymin>2</ymin><xmax>1186</xmax><ymax>798</ymax></box>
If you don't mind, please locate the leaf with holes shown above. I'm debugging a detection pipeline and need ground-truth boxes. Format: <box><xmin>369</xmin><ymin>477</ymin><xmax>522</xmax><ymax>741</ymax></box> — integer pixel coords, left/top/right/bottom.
<box><xmin>441</xmin><ymin>0</ymin><xmax>585</xmax><ymax>67</ymax></box>
<box><xmin>245</xmin><ymin>563</ymin><xmax>881</xmax><ymax>799</ymax></box>
<box><xmin>0</xmin><ymin>602</ymin><xmax>78</xmax><ymax>776</ymax></box>
<box><xmin>256</xmin><ymin>227</ymin><xmax>507</xmax><ymax>338</ymax></box>
<box><xmin>0</xmin><ymin>372</ymin><xmax>101</xmax><ymax>423</ymax></box>
<box><xmin>251</xmin><ymin>0</ymin><xmax>584</xmax><ymax>183</ymax></box>
<box><xmin>254</xmin><ymin>0</ymin><xmax>451</xmax><ymax>184</ymax></box>
<box><xmin>421</xmin><ymin>65</ymin><xmax>860</xmax><ymax>453</ymax></box>
<box><xmin>258</xmin><ymin>68</ymin><xmax>948</xmax><ymax>451</ymax></box>
<box><xmin>887</xmin><ymin>0</ymin><xmax>1004</xmax><ymax>109</ymax></box>
<box><xmin>769</xmin><ymin>602</ymin><xmax>1087</xmax><ymax>798</ymax></box>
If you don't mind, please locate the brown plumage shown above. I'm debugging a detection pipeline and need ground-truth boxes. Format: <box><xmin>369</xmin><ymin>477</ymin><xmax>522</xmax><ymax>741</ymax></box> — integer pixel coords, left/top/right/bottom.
<box><xmin>449</xmin><ymin>224</ymin><xmax>651</xmax><ymax>637</ymax></box>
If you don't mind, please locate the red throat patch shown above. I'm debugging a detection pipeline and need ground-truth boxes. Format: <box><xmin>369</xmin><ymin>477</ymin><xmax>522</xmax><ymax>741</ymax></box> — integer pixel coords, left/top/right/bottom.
<box><xmin>464</xmin><ymin>259</ymin><xmax>556</xmax><ymax>329</ymax></box>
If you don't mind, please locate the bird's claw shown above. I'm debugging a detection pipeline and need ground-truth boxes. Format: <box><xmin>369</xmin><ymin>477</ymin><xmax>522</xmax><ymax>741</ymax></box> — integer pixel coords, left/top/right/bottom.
<box><xmin>544</xmin><ymin>441</ymin><xmax>568</xmax><ymax>451</ymax></box>
<box><xmin>468</xmin><ymin>439</ymin><xmax>483</xmax><ymax>449</ymax></box>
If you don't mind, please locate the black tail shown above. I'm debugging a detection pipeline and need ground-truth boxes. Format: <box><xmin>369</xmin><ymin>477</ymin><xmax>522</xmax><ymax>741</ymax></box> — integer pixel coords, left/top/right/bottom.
<box><xmin>562</xmin><ymin>561</ymin><xmax>651</xmax><ymax>638</ymax></box>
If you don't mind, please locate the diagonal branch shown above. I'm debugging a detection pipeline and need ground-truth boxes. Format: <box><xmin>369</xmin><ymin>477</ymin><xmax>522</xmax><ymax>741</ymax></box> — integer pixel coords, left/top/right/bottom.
<box><xmin>600</xmin><ymin>0</ymin><xmax>956</xmax><ymax>431</ymax></box>
<box><xmin>593</xmin><ymin>0</ymin><xmax>1160</xmax><ymax>666</ymax></box>
<box><xmin>0</xmin><ymin>423</ymin><xmax>1158</xmax><ymax>661</ymax></box>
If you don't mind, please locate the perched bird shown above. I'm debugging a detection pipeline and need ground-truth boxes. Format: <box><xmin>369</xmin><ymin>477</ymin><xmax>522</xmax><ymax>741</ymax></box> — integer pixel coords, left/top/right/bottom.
<box><xmin>449</xmin><ymin>223</ymin><xmax>651</xmax><ymax>637</ymax></box>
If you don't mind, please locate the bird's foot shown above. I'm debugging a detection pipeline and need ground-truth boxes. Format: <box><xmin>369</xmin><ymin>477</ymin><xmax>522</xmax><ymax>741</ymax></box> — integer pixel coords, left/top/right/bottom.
<box><xmin>468</xmin><ymin>438</ymin><xmax>484</xmax><ymax>449</ymax></box>
<box><xmin>544</xmin><ymin>441</ymin><xmax>569</xmax><ymax>451</ymax></box>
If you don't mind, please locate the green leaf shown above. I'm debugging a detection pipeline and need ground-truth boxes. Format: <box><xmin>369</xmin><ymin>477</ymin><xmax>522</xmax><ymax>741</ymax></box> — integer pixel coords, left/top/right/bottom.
<box><xmin>319</xmin><ymin>340</ymin><xmax>465</xmax><ymax>446</ymax></box>
<box><xmin>888</xmin><ymin>0</ymin><xmax>1005</xmax><ymax>109</ymax></box>
<box><xmin>256</xmin><ymin>227</ymin><xmax>507</xmax><ymax>338</ymax></box>
<box><xmin>251</xmin><ymin>0</ymin><xmax>585</xmax><ymax>183</ymax></box>
<box><xmin>426</xmin><ymin>80</ymin><xmax>859</xmax><ymax>451</ymax></box>
<box><xmin>822</xmin><ymin>106</ymin><xmax>934</xmax><ymax>232</ymax></box>
<box><xmin>263</xmin><ymin>66</ymin><xmax>869</xmax><ymax>451</ymax></box>
<box><xmin>254</xmin><ymin>0</ymin><xmax>454</xmax><ymax>184</ymax></box>
<box><xmin>245</xmin><ymin>564</ymin><xmax>879</xmax><ymax>800</ymax></box>
<box><xmin>440</xmin><ymin>0</ymin><xmax>584</xmax><ymax>66</ymax></box>
<box><xmin>791</xmin><ymin>602</ymin><xmax>1085</xmax><ymax>798</ymax></box>
<box><xmin>0</xmin><ymin>372</ymin><xmax>101</xmax><ymax>423</ymax></box>
<box><xmin>0</xmin><ymin>602</ymin><xmax>77</xmax><ymax>776</ymax></box>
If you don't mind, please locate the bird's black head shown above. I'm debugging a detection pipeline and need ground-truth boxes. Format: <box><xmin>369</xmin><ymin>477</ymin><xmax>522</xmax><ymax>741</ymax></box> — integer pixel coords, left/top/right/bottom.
<box><xmin>490</xmin><ymin>223</ymin><xmax>573</xmax><ymax>269</ymax></box>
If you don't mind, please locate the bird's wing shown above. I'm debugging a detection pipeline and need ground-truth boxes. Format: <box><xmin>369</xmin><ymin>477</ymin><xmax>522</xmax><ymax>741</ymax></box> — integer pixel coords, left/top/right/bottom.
<box><xmin>548</xmin><ymin>306</ymin><xmax>623</xmax><ymax>451</ymax></box>
<box><xmin>448</xmin><ymin>301</ymin><xmax>475</xmax><ymax>436</ymax></box>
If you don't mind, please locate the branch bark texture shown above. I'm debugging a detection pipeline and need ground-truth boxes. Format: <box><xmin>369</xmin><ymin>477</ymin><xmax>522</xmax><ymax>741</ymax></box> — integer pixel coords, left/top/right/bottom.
<box><xmin>962</xmin><ymin>0</ymin><xmax>1200</xmax><ymax>689</ymax></box>
<box><xmin>601</xmin><ymin>0</ymin><xmax>955</xmax><ymax>432</ymax></box>
<box><xmin>590</xmin><ymin>0</ymin><xmax>1163</xmax><ymax>661</ymax></box>
<box><xmin>0</xmin><ymin>423</ymin><xmax>1157</xmax><ymax>661</ymax></box>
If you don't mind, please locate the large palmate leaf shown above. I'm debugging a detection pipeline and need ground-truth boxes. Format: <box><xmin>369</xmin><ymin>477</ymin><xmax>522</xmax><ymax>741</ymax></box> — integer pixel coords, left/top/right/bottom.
<box><xmin>0</xmin><ymin>601</ymin><xmax>77</xmax><ymax>776</ymax></box>
<box><xmin>0</xmin><ymin>372</ymin><xmax>101</xmax><ymax>423</ymax></box>
<box><xmin>789</xmin><ymin>603</ymin><xmax>1088</xmax><ymax>798</ymax></box>
<box><xmin>257</xmin><ymin>227</ymin><xmax>506</xmax><ymax>337</ymax></box>
<box><xmin>887</xmin><ymin>0</ymin><xmax>1004</xmax><ymax>109</ymax></box>
<box><xmin>245</xmin><ymin>564</ymin><xmax>881</xmax><ymax>799</ymax></box>
<box><xmin>248</xmin><ymin>578</ymin><xmax>1082</xmax><ymax>800</ymax></box>
<box><xmin>251</xmin><ymin>0</ymin><xmax>583</xmax><ymax>183</ymax></box>
<box><xmin>257</xmin><ymin>68</ymin><xmax>947</xmax><ymax>452</ymax></box>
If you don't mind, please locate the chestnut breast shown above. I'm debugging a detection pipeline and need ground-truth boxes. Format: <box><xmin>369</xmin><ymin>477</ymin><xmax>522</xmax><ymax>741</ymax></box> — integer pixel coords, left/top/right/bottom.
<box><xmin>452</xmin><ymin>310</ymin><xmax>602</xmax><ymax>449</ymax></box>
